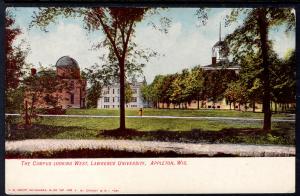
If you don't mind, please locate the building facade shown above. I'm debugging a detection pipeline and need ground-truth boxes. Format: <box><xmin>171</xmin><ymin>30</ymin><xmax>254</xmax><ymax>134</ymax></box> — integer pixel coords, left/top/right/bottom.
<box><xmin>25</xmin><ymin>56</ymin><xmax>87</xmax><ymax>109</ymax></box>
<box><xmin>97</xmin><ymin>82</ymin><xmax>146</xmax><ymax>109</ymax></box>
<box><xmin>55</xmin><ymin>56</ymin><xmax>87</xmax><ymax>108</ymax></box>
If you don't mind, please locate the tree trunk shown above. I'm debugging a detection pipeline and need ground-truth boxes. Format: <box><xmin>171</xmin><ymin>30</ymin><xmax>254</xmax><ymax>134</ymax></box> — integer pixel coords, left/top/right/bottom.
<box><xmin>197</xmin><ymin>95</ymin><xmax>200</xmax><ymax>110</ymax></box>
<box><xmin>258</xmin><ymin>9</ymin><xmax>271</xmax><ymax>131</ymax></box>
<box><xmin>252</xmin><ymin>100</ymin><xmax>255</xmax><ymax>113</ymax></box>
<box><xmin>274</xmin><ymin>102</ymin><xmax>277</xmax><ymax>113</ymax></box>
<box><xmin>229</xmin><ymin>102</ymin><xmax>231</xmax><ymax>110</ymax></box>
<box><xmin>119</xmin><ymin>61</ymin><xmax>126</xmax><ymax>131</ymax></box>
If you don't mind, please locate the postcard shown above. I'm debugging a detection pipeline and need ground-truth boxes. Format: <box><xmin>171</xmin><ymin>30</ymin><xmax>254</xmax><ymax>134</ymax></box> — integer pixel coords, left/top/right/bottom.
<box><xmin>4</xmin><ymin>6</ymin><xmax>295</xmax><ymax>194</ymax></box>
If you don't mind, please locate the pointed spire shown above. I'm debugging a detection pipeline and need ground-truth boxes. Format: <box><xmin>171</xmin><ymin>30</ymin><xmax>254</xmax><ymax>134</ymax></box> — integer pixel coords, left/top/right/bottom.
<box><xmin>219</xmin><ymin>22</ymin><xmax>221</xmax><ymax>41</ymax></box>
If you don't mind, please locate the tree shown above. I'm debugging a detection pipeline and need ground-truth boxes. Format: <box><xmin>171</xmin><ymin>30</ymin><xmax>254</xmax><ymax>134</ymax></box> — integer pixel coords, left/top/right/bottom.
<box><xmin>23</xmin><ymin>67</ymin><xmax>71</xmax><ymax>124</ymax></box>
<box><xmin>224</xmin><ymin>8</ymin><xmax>295</xmax><ymax>131</ymax></box>
<box><xmin>185</xmin><ymin>66</ymin><xmax>204</xmax><ymax>109</ymax></box>
<box><xmin>204</xmin><ymin>69</ymin><xmax>237</xmax><ymax>108</ymax></box>
<box><xmin>125</xmin><ymin>82</ymin><xmax>133</xmax><ymax>104</ymax></box>
<box><xmin>5</xmin><ymin>11</ymin><xmax>28</xmax><ymax>113</ymax></box>
<box><xmin>270</xmin><ymin>49</ymin><xmax>296</xmax><ymax>112</ymax></box>
<box><xmin>86</xmin><ymin>82</ymin><xmax>102</xmax><ymax>108</ymax></box>
<box><xmin>150</xmin><ymin>75</ymin><xmax>165</xmax><ymax>108</ymax></box>
<box><xmin>31</xmin><ymin>8</ymin><xmax>169</xmax><ymax>130</ymax></box>
<box><xmin>170</xmin><ymin>69</ymin><xmax>190</xmax><ymax>109</ymax></box>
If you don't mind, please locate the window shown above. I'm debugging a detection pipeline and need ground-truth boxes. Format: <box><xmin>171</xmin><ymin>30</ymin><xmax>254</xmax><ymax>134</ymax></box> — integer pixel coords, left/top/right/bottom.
<box><xmin>70</xmin><ymin>81</ymin><xmax>75</xmax><ymax>89</ymax></box>
<box><xmin>117</xmin><ymin>89</ymin><xmax>120</xmax><ymax>94</ymax></box>
<box><xmin>117</xmin><ymin>97</ymin><xmax>120</xmax><ymax>102</ymax></box>
<box><xmin>70</xmin><ymin>93</ymin><xmax>74</xmax><ymax>104</ymax></box>
<box><xmin>131</xmin><ymin>105</ymin><xmax>137</xmax><ymax>108</ymax></box>
<box><xmin>113</xmin><ymin>105</ymin><xmax>115</xmax><ymax>108</ymax></box>
<box><xmin>103</xmin><ymin>89</ymin><xmax>109</xmax><ymax>95</ymax></box>
<box><xmin>131</xmin><ymin>97</ymin><xmax>137</xmax><ymax>102</ymax></box>
<box><xmin>217</xmin><ymin>106</ymin><xmax>220</xmax><ymax>109</ymax></box>
<box><xmin>104</xmin><ymin>97</ymin><xmax>110</xmax><ymax>102</ymax></box>
<box><xmin>132</xmin><ymin>88</ymin><xmax>137</xmax><ymax>94</ymax></box>
<box><xmin>113</xmin><ymin>89</ymin><xmax>115</xmax><ymax>94</ymax></box>
<box><xmin>113</xmin><ymin>97</ymin><xmax>115</xmax><ymax>102</ymax></box>
<box><xmin>208</xmin><ymin>105</ymin><xmax>211</xmax><ymax>108</ymax></box>
<box><xmin>104</xmin><ymin>105</ymin><xmax>110</xmax><ymax>108</ymax></box>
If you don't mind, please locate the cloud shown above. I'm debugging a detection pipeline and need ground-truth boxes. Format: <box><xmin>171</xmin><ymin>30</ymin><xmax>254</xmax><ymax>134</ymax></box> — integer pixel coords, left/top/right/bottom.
<box><xmin>13</xmin><ymin>8</ymin><xmax>295</xmax><ymax>84</ymax></box>
<box><xmin>134</xmin><ymin>9</ymin><xmax>242</xmax><ymax>83</ymax></box>
<box><xmin>15</xmin><ymin>21</ymin><xmax>106</xmax><ymax>70</ymax></box>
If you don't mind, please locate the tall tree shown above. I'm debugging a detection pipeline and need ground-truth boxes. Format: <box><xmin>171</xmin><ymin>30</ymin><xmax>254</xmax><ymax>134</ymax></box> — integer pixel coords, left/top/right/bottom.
<box><xmin>185</xmin><ymin>66</ymin><xmax>204</xmax><ymax>109</ymax></box>
<box><xmin>5</xmin><ymin>11</ymin><xmax>28</xmax><ymax>112</ymax></box>
<box><xmin>224</xmin><ymin>8</ymin><xmax>295</xmax><ymax>131</ymax></box>
<box><xmin>31</xmin><ymin>8</ymin><xmax>169</xmax><ymax>130</ymax></box>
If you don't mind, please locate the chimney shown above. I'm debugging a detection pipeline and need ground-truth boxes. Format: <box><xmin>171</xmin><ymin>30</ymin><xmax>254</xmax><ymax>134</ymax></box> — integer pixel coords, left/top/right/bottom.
<box><xmin>31</xmin><ymin>68</ymin><xmax>37</xmax><ymax>76</ymax></box>
<box><xmin>212</xmin><ymin>57</ymin><xmax>216</xmax><ymax>65</ymax></box>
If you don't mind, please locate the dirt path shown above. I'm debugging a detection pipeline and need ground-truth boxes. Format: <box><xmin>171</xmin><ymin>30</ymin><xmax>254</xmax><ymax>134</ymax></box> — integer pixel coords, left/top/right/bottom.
<box><xmin>5</xmin><ymin>139</ymin><xmax>295</xmax><ymax>157</ymax></box>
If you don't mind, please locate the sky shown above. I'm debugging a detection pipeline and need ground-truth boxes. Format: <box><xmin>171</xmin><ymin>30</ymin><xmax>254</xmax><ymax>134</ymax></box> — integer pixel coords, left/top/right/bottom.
<box><xmin>10</xmin><ymin>7</ymin><xmax>295</xmax><ymax>83</ymax></box>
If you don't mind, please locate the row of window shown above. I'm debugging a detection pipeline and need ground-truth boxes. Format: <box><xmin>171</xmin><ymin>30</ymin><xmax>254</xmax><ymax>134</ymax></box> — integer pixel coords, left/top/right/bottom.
<box><xmin>103</xmin><ymin>88</ymin><xmax>138</xmax><ymax>95</ymax></box>
<box><xmin>103</xmin><ymin>105</ymin><xmax>138</xmax><ymax>108</ymax></box>
<box><xmin>103</xmin><ymin>97</ymin><xmax>138</xmax><ymax>103</ymax></box>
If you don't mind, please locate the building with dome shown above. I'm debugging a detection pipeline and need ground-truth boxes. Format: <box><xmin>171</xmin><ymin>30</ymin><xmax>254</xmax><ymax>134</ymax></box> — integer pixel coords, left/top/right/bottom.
<box><xmin>25</xmin><ymin>56</ymin><xmax>87</xmax><ymax>110</ymax></box>
<box><xmin>55</xmin><ymin>56</ymin><xmax>86</xmax><ymax>108</ymax></box>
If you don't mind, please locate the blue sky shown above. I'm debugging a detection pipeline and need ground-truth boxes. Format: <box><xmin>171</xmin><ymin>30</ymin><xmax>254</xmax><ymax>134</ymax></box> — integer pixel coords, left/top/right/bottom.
<box><xmin>10</xmin><ymin>7</ymin><xmax>295</xmax><ymax>83</ymax></box>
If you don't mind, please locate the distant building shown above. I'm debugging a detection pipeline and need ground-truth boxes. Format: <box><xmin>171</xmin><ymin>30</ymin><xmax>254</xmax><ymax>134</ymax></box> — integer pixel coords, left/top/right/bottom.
<box><xmin>97</xmin><ymin>81</ymin><xmax>147</xmax><ymax>109</ymax></box>
<box><xmin>202</xmin><ymin>22</ymin><xmax>240</xmax><ymax>74</ymax></box>
<box><xmin>25</xmin><ymin>56</ymin><xmax>87</xmax><ymax>109</ymax></box>
<box><xmin>158</xmin><ymin>23</ymin><xmax>261</xmax><ymax>111</ymax></box>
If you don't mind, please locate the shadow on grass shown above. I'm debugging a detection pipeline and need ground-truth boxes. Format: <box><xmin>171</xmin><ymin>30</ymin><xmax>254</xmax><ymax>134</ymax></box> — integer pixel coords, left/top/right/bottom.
<box><xmin>6</xmin><ymin>123</ymin><xmax>295</xmax><ymax>145</ymax></box>
<box><xmin>98</xmin><ymin>127</ymin><xmax>295</xmax><ymax>145</ymax></box>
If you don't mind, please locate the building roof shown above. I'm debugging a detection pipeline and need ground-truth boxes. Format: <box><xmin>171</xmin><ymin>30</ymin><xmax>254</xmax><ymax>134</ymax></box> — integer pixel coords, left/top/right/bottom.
<box><xmin>202</xmin><ymin>61</ymin><xmax>240</xmax><ymax>71</ymax></box>
<box><xmin>56</xmin><ymin>56</ymin><xmax>80</xmax><ymax>69</ymax></box>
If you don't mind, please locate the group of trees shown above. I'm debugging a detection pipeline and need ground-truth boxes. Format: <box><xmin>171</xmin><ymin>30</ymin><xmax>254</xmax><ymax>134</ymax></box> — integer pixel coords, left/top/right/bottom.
<box><xmin>5</xmin><ymin>7</ymin><xmax>295</xmax><ymax>132</ymax></box>
<box><xmin>31</xmin><ymin>7</ymin><xmax>169</xmax><ymax>130</ymax></box>
<box><xmin>141</xmin><ymin>66</ymin><xmax>238</xmax><ymax>109</ymax></box>
<box><xmin>142</xmin><ymin>46</ymin><xmax>295</xmax><ymax>114</ymax></box>
<box><xmin>223</xmin><ymin>8</ymin><xmax>295</xmax><ymax>130</ymax></box>
<box><xmin>5</xmin><ymin>11</ymin><xmax>28</xmax><ymax>113</ymax></box>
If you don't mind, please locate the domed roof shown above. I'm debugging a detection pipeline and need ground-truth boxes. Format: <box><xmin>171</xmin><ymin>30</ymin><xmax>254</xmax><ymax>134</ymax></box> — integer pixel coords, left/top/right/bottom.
<box><xmin>56</xmin><ymin>56</ymin><xmax>79</xmax><ymax>69</ymax></box>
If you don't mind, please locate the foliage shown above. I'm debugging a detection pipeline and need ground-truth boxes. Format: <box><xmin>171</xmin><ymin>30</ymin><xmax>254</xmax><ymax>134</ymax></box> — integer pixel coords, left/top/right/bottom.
<box><xmin>270</xmin><ymin>49</ymin><xmax>295</xmax><ymax>105</ymax></box>
<box><xmin>5</xmin><ymin>11</ymin><xmax>28</xmax><ymax>91</ymax></box>
<box><xmin>125</xmin><ymin>82</ymin><xmax>133</xmax><ymax>104</ymax></box>
<box><xmin>23</xmin><ymin>67</ymin><xmax>71</xmax><ymax>124</ymax></box>
<box><xmin>223</xmin><ymin>8</ymin><xmax>295</xmax><ymax>131</ymax></box>
<box><xmin>31</xmin><ymin>7</ymin><xmax>170</xmax><ymax>130</ymax></box>
<box><xmin>5</xmin><ymin>87</ymin><xmax>25</xmax><ymax>113</ymax></box>
<box><xmin>5</xmin><ymin>11</ymin><xmax>29</xmax><ymax>115</ymax></box>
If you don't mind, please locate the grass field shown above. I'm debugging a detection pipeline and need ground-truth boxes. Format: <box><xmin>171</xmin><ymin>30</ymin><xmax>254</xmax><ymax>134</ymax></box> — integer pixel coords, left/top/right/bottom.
<box><xmin>66</xmin><ymin>108</ymin><xmax>291</xmax><ymax>118</ymax></box>
<box><xmin>6</xmin><ymin>115</ymin><xmax>295</xmax><ymax>145</ymax></box>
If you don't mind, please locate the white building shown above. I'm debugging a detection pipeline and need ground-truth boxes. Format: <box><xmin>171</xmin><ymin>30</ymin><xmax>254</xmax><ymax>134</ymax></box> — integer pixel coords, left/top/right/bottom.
<box><xmin>97</xmin><ymin>82</ymin><xmax>147</xmax><ymax>109</ymax></box>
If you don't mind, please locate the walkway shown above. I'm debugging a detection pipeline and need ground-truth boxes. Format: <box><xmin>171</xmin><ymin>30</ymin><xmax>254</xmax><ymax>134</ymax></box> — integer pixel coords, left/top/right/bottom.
<box><xmin>6</xmin><ymin>139</ymin><xmax>295</xmax><ymax>157</ymax></box>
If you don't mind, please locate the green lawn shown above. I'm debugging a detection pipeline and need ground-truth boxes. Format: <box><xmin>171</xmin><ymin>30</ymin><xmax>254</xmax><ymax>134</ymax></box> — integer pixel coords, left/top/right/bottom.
<box><xmin>7</xmin><ymin>116</ymin><xmax>295</xmax><ymax>145</ymax></box>
<box><xmin>66</xmin><ymin>108</ymin><xmax>291</xmax><ymax>118</ymax></box>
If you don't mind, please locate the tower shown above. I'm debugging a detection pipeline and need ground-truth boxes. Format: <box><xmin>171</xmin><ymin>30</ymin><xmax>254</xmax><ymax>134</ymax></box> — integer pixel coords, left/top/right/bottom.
<box><xmin>211</xmin><ymin>22</ymin><xmax>228</xmax><ymax>65</ymax></box>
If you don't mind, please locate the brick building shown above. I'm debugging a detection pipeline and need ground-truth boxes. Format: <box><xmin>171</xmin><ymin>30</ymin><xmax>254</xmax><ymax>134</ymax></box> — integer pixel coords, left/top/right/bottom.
<box><xmin>25</xmin><ymin>56</ymin><xmax>87</xmax><ymax>109</ymax></box>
